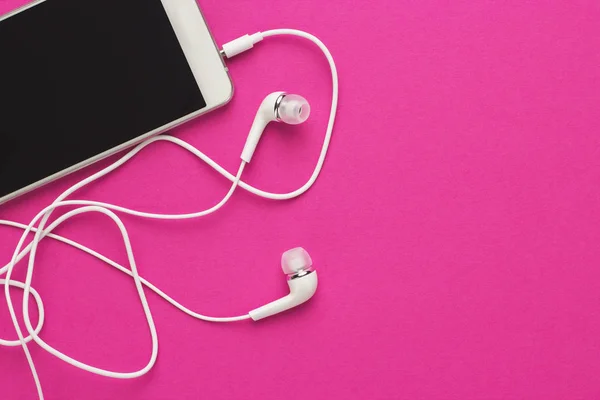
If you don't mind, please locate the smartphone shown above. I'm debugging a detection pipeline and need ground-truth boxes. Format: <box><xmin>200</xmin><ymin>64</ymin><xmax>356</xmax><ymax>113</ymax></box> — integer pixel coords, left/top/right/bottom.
<box><xmin>0</xmin><ymin>0</ymin><xmax>233</xmax><ymax>205</ymax></box>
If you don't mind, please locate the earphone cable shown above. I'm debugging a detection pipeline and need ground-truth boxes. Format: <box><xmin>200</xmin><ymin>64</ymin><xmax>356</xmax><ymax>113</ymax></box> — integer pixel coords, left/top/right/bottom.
<box><xmin>0</xmin><ymin>29</ymin><xmax>338</xmax><ymax>400</ymax></box>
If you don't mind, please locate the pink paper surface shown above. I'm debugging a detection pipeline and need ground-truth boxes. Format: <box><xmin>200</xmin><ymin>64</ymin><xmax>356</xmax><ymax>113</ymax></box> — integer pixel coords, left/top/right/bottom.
<box><xmin>1</xmin><ymin>1</ymin><xmax>600</xmax><ymax>399</ymax></box>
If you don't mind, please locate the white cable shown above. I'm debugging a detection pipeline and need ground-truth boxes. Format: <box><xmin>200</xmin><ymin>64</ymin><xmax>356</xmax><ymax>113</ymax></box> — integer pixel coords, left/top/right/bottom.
<box><xmin>0</xmin><ymin>220</ymin><xmax>249</xmax><ymax>323</ymax></box>
<box><xmin>1</xmin><ymin>162</ymin><xmax>245</xmax><ymax>400</ymax></box>
<box><xmin>0</xmin><ymin>29</ymin><xmax>338</xmax><ymax>400</ymax></box>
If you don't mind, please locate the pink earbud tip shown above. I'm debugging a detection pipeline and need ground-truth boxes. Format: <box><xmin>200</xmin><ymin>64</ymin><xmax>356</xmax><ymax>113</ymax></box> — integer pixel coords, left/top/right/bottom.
<box><xmin>281</xmin><ymin>247</ymin><xmax>313</xmax><ymax>275</ymax></box>
<box><xmin>278</xmin><ymin>94</ymin><xmax>311</xmax><ymax>125</ymax></box>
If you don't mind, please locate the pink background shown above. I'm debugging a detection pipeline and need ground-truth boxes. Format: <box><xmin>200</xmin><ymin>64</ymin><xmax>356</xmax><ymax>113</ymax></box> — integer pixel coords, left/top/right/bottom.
<box><xmin>1</xmin><ymin>0</ymin><xmax>600</xmax><ymax>399</ymax></box>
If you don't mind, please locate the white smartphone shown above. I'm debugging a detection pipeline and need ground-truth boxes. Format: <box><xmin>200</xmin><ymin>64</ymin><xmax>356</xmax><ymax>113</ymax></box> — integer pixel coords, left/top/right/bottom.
<box><xmin>0</xmin><ymin>0</ymin><xmax>233</xmax><ymax>205</ymax></box>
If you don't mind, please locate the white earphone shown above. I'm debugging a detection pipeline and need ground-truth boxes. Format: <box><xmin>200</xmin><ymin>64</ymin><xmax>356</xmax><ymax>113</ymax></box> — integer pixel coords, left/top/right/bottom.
<box><xmin>250</xmin><ymin>247</ymin><xmax>318</xmax><ymax>320</ymax></box>
<box><xmin>242</xmin><ymin>91</ymin><xmax>311</xmax><ymax>162</ymax></box>
<box><xmin>0</xmin><ymin>28</ymin><xmax>338</xmax><ymax>400</ymax></box>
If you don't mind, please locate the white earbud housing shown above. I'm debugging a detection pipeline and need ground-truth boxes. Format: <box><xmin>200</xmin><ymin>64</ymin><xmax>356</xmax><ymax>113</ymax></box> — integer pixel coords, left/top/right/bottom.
<box><xmin>249</xmin><ymin>248</ymin><xmax>318</xmax><ymax>321</ymax></box>
<box><xmin>241</xmin><ymin>92</ymin><xmax>311</xmax><ymax>163</ymax></box>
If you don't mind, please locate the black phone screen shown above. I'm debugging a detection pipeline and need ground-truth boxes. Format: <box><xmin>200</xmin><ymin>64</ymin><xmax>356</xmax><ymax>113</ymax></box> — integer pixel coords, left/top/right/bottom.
<box><xmin>0</xmin><ymin>0</ymin><xmax>207</xmax><ymax>200</ymax></box>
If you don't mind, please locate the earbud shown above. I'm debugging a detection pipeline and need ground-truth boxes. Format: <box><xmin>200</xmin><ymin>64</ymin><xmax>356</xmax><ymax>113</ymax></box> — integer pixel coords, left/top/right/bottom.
<box><xmin>249</xmin><ymin>247</ymin><xmax>318</xmax><ymax>321</ymax></box>
<box><xmin>241</xmin><ymin>92</ymin><xmax>311</xmax><ymax>163</ymax></box>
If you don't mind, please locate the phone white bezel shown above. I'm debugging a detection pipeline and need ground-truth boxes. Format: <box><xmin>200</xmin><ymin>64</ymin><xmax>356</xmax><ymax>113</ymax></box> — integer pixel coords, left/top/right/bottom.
<box><xmin>0</xmin><ymin>0</ymin><xmax>233</xmax><ymax>205</ymax></box>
